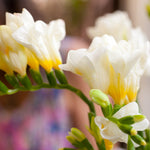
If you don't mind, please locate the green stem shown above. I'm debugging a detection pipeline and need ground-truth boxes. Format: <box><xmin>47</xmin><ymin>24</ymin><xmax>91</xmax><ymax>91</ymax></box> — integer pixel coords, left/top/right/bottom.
<box><xmin>55</xmin><ymin>84</ymin><xmax>95</xmax><ymax>114</ymax></box>
<box><xmin>2</xmin><ymin>83</ymin><xmax>95</xmax><ymax>114</ymax></box>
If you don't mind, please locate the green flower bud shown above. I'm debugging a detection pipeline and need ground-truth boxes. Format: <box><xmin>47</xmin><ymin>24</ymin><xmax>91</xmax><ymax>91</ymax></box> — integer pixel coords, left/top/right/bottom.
<box><xmin>46</xmin><ymin>71</ymin><xmax>57</xmax><ymax>86</ymax></box>
<box><xmin>5</xmin><ymin>74</ymin><xmax>20</xmax><ymax>88</ymax></box>
<box><xmin>131</xmin><ymin>134</ymin><xmax>146</xmax><ymax>146</ymax></box>
<box><xmin>70</xmin><ymin>128</ymin><xmax>86</xmax><ymax>142</ymax></box>
<box><xmin>133</xmin><ymin>115</ymin><xmax>145</xmax><ymax>123</ymax></box>
<box><xmin>89</xmin><ymin>89</ymin><xmax>110</xmax><ymax>107</ymax></box>
<box><xmin>30</xmin><ymin>69</ymin><xmax>43</xmax><ymax>85</ymax></box>
<box><xmin>17</xmin><ymin>74</ymin><xmax>32</xmax><ymax>89</ymax></box>
<box><xmin>119</xmin><ymin>115</ymin><xmax>145</xmax><ymax>125</ymax></box>
<box><xmin>117</xmin><ymin>122</ymin><xmax>137</xmax><ymax>136</ymax></box>
<box><xmin>54</xmin><ymin>69</ymin><xmax>68</xmax><ymax>84</ymax></box>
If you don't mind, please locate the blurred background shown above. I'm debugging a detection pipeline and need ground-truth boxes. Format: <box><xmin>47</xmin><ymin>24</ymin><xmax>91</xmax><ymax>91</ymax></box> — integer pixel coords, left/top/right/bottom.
<box><xmin>0</xmin><ymin>0</ymin><xmax>150</xmax><ymax>150</ymax></box>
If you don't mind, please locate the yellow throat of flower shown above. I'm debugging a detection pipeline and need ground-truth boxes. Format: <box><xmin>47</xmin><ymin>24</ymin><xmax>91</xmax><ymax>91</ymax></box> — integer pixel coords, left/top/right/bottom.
<box><xmin>108</xmin><ymin>65</ymin><xmax>137</xmax><ymax>105</ymax></box>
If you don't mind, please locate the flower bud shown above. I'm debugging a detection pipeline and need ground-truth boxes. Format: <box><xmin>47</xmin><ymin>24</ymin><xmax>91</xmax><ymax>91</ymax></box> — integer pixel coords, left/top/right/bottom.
<box><xmin>70</xmin><ymin>128</ymin><xmax>85</xmax><ymax>142</ymax></box>
<box><xmin>46</xmin><ymin>71</ymin><xmax>57</xmax><ymax>86</ymax></box>
<box><xmin>30</xmin><ymin>69</ymin><xmax>43</xmax><ymax>85</ymax></box>
<box><xmin>5</xmin><ymin>74</ymin><xmax>20</xmax><ymax>88</ymax></box>
<box><xmin>119</xmin><ymin>115</ymin><xmax>145</xmax><ymax>125</ymax></box>
<box><xmin>131</xmin><ymin>134</ymin><xmax>146</xmax><ymax>146</ymax></box>
<box><xmin>133</xmin><ymin>115</ymin><xmax>145</xmax><ymax>123</ymax></box>
<box><xmin>17</xmin><ymin>74</ymin><xmax>32</xmax><ymax>89</ymax></box>
<box><xmin>54</xmin><ymin>69</ymin><xmax>68</xmax><ymax>84</ymax></box>
<box><xmin>118</xmin><ymin>123</ymin><xmax>137</xmax><ymax>136</ymax></box>
<box><xmin>89</xmin><ymin>89</ymin><xmax>110</xmax><ymax>107</ymax></box>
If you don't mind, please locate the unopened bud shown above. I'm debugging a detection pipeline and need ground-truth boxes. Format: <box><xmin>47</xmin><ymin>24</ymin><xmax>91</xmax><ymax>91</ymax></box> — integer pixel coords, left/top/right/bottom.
<box><xmin>130</xmin><ymin>128</ymin><xmax>137</xmax><ymax>136</ymax></box>
<box><xmin>118</xmin><ymin>123</ymin><xmax>137</xmax><ymax>136</ymax></box>
<box><xmin>131</xmin><ymin>134</ymin><xmax>146</xmax><ymax>146</ymax></box>
<box><xmin>89</xmin><ymin>89</ymin><xmax>110</xmax><ymax>107</ymax></box>
<box><xmin>133</xmin><ymin>115</ymin><xmax>145</xmax><ymax>123</ymax></box>
<box><xmin>54</xmin><ymin>69</ymin><xmax>68</xmax><ymax>84</ymax></box>
<box><xmin>30</xmin><ymin>69</ymin><xmax>43</xmax><ymax>85</ymax></box>
<box><xmin>70</xmin><ymin>128</ymin><xmax>85</xmax><ymax>142</ymax></box>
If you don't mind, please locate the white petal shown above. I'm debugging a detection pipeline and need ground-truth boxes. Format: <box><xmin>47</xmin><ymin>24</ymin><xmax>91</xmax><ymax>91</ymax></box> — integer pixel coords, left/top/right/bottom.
<box><xmin>95</xmin><ymin>116</ymin><xmax>128</xmax><ymax>143</ymax></box>
<box><xmin>133</xmin><ymin>118</ymin><xmax>149</xmax><ymax>131</ymax></box>
<box><xmin>113</xmin><ymin>102</ymin><xmax>139</xmax><ymax>119</ymax></box>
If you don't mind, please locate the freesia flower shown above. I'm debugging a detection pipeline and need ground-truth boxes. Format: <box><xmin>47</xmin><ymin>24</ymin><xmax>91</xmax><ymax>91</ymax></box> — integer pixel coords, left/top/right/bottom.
<box><xmin>87</xmin><ymin>11</ymin><xmax>150</xmax><ymax>76</ymax></box>
<box><xmin>0</xmin><ymin>25</ymin><xmax>27</xmax><ymax>76</ymax></box>
<box><xmin>95</xmin><ymin>102</ymin><xmax>149</xmax><ymax>145</ymax></box>
<box><xmin>9</xmin><ymin>9</ymin><xmax>66</xmax><ymax>72</ymax></box>
<box><xmin>60</xmin><ymin>35</ymin><xmax>149</xmax><ymax>105</ymax></box>
<box><xmin>87</xmin><ymin>11</ymin><xmax>132</xmax><ymax>41</ymax></box>
<box><xmin>6</xmin><ymin>8</ymin><xmax>39</xmax><ymax>71</ymax></box>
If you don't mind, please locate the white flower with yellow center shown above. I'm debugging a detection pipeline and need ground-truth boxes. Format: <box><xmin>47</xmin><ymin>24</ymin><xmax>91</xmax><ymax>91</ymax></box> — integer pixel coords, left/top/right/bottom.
<box><xmin>60</xmin><ymin>35</ymin><xmax>149</xmax><ymax>105</ymax></box>
<box><xmin>6</xmin><ymin>8</ymin><xmax>39</xmax><ymax>71</ymax></box>
<box><xmin>0</xmin><ymin>25</ymin><xmax>27</xmax><ymax>76</ymax></box>
<box><xmin>9</xmin><ymin>9</ymin><xmax>66</xmax><ymax>72</ymax></box>
<box><xmin>95</xmin><ymin>102</ymin><xmax>149</xmax><ymax>145</ymax></box>
<box><xmin>87</xmin><ymin>11</ymin><xmax>132</xmax><ymax>41</ymax></box>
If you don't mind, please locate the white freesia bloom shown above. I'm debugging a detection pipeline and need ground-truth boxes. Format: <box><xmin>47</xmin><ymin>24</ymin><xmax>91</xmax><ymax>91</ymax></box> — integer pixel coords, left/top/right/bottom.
<box><xmin>6</xmin><ymin>8</ymin><xmax>34</xmax><ymax>32</ymax></box>
<box><xmin>87</xmin><ymin>11</ymin><xmax>132</xmax><ymax>41</ymax></box>
<box><xmin>0</xmin><ymin>25</ymin><xmax>27</xmax><ymax>76</ymax></box>
<box><xmin>60</xmin><ymin>35</ymin><xmax>149</xmax><ymax>104</ymax></box>
<box><xmin>87</xmin><ymin>11</ymin><xmax>150</xmax><ymax>76</ymax></box>
<box><xmin>6</xmin><ymin>8</ymin><xmax>39</xmax><ymax>71</ymax></box>
<box><xmin>95</xmin><ymin>102</ymin><xmax>149</xmax><ymax>145</ymax></box>
<box><xmin>9</xmin><ymin>8</ymin><xmax>65</xmax><ymax>72</ymax></box>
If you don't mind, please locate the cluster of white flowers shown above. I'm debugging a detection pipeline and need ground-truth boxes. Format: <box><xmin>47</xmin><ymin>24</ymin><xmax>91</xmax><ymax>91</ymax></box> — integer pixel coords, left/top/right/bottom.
<box><xmin>60</xmin><ymin>11</ymin><xmax>150</xmax><ymax>146</ymax></box>
<box><xmin>0</xmin><ymin>8</ymin><xmax>65</xmax><ymax>76</ymax></box>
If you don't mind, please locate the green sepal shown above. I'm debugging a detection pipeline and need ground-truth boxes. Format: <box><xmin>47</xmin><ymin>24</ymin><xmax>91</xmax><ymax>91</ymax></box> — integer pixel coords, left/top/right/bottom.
<box><xmin>101</xmin><ymin>104</ymin><xmax>112</xmax><ymax>117</ymax></box>
<box><xmin>46</xmin><ymin>71</ymin><xmax>57</xmax><ymax>86</ymax></box>
<box><xmin>54</xmin><ymin>69</ymin><xmax>68</xmax><ymax>84</ymax></box>
<box><xmin>30</xmin><ymin>69</ymin><xmax>43</xmax><ymax>85</ymax></box>
<box><xmin>128</xmin><ymin>136</ymin><xmax>135</xmax><ymax>150</ymax></box>
<box><xmin>0</xmin><ymin>81</ymin><xmax>8</xmax><ymax>93</ymax></box>
<box><xmin>17</xmin><ymin>74</ymin><xmax>32</xmax><ymax>89</ymax></box>
<box><xmin>5</xmin><ymin>74</ymin><xmax>20</xmax><ymax>88</ymax></box>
